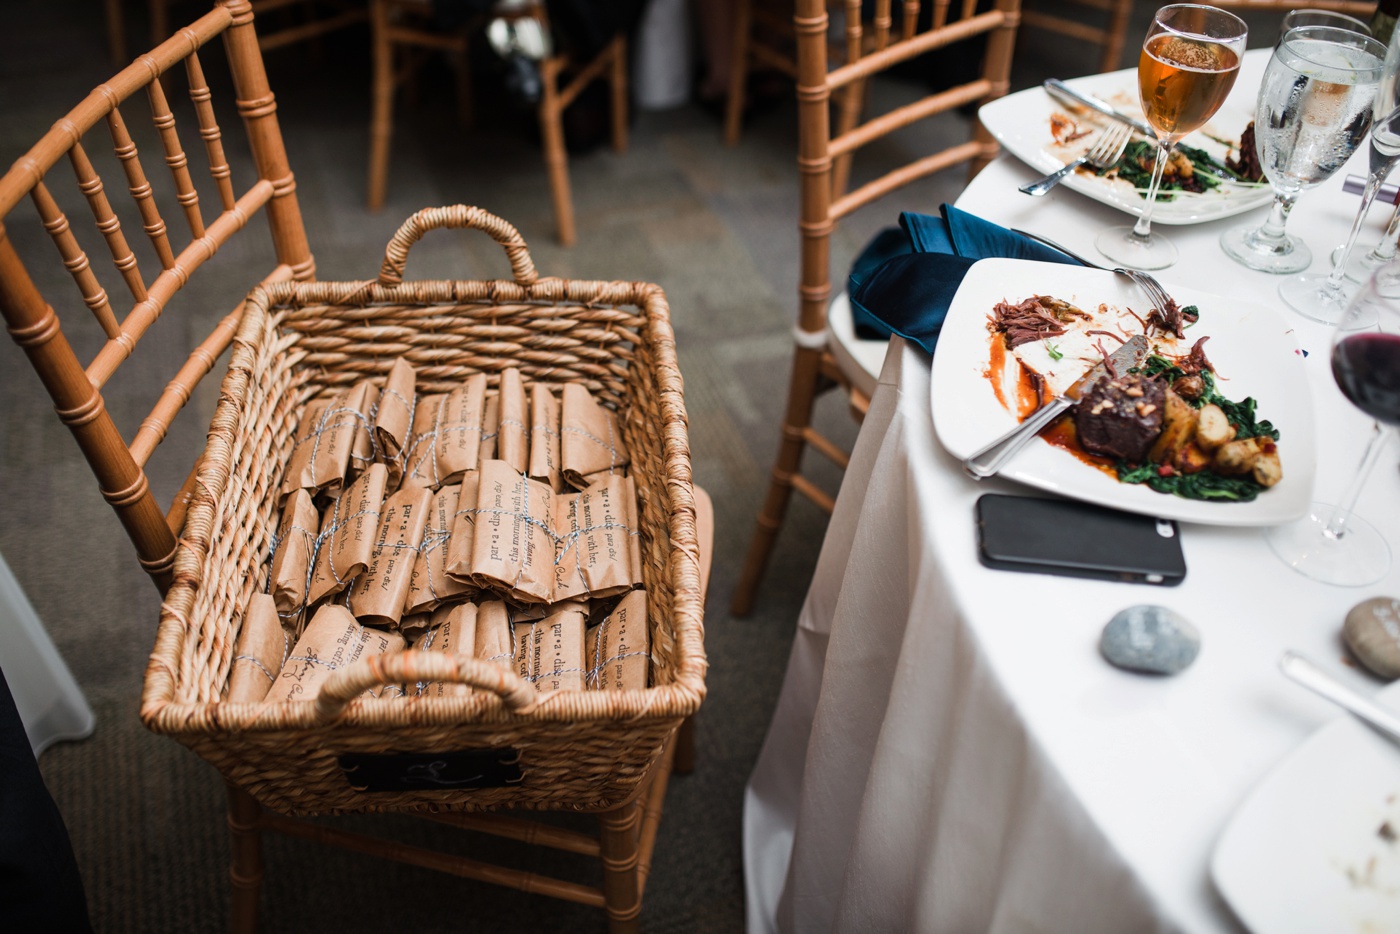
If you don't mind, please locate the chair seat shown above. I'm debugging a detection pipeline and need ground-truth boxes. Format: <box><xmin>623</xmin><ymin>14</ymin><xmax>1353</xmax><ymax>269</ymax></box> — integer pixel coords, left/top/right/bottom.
<box><xmin>825</xmin><ymin>290</ymin><xmax>885</xmax><ymax>401</ymax></box>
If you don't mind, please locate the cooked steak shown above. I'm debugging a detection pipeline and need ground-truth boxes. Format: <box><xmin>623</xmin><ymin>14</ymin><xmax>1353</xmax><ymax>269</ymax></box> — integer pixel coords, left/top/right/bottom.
<box><xmin>1074</xmin><ymin>372</ymin><xmax>1166</xmax><ymax>463</ymax></box>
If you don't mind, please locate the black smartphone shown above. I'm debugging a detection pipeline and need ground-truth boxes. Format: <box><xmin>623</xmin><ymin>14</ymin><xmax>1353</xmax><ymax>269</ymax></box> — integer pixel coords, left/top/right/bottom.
<box><xmin>975</xmin><ymin>493</ymin><xmax>1186</xmax><ymax>586</ymax></box>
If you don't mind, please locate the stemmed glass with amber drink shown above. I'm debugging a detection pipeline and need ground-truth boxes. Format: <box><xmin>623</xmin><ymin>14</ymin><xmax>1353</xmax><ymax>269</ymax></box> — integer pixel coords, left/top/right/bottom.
<box><xmin>1097</xmin><ymin>5</ymin><xmax>1248</xmax><ymax>270</ymax></box>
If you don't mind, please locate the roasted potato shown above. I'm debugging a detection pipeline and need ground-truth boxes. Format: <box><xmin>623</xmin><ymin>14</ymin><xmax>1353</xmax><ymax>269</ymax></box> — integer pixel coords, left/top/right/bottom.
<box><xmin>1252</xmin><ymin>450</ymin><xmax>1283</xmax><ymax>487</ymax></box>
<box><xmin>1175</xmin><ymin>442</ymin><xmax>1214</xmax><ymax>475</ymax></box>
<box><xmin>1195</xmin><ymin>404</ymin><xmax>1236</xmax><ymax>452</ymax></box>
<box><xmin>1148</xmin><ymin>390</ymin><xmax>1197</xmax><ymax>465</ymax></box>
<box><xmin>1212</xmin><ymin>436</ymin><xmax>1267</xmax><ymax>476</ymax></box>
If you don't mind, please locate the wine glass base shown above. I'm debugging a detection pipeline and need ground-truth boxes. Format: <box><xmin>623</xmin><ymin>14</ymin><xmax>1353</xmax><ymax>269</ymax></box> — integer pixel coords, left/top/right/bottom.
<box><xmin>1278</xmin><ymin>272</ymin><xmax>1356</xmax><ymax>324</ymax></box>
<box><xmin>1221</xmin><ymin>224</ymin><xmax>1311</xmax><ymax>273</ymax></box>
<box><xmin>1329</xmin><ymin>243</ymin><xmax>1390</xmax><ymax>284</ymax></box>
<box><xmin>1266</xmin><ymin>502</ymin><xmax>1391</xmax><ymax>587</ymax></box>
<box><xmin>1095</xmin><ymin>225</ymin><xmax>1178</xmax><ymax>270</ymax></box>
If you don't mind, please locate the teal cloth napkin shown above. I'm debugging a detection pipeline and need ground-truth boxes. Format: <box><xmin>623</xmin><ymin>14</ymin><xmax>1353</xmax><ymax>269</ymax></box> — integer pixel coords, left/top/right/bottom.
<box><xmin>847</xmin><ymin>205</ymin><xmax>1082</xmax><ymax>354</ymax></box>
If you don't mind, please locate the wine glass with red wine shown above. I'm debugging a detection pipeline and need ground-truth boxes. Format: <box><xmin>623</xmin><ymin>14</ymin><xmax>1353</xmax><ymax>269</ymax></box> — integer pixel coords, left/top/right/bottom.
<box><xmin>1268</xmin><ymin>263</ymin><xmax>1400</xmax><ymax>586</ymax></box>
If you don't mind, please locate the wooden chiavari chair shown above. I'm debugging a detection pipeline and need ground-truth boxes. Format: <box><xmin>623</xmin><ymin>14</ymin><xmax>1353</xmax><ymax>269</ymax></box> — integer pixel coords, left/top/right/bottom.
<box><xmin>366</xmin><ymin>0</ymin><xmax>628</xmax><ymax>247</ymax></box>
<box><xmin>1021</xmin><ymin>0</ymin><xmax>1135</xmax><ymax>73</ymax></box>
<box><xmin>731</xmin><ymin>0</ymin><xmax>1021</xmax><ymax>617</ymax></box>
<box><xmin>2</xmin><ymin>4</ymin><xmax>704</xmax><ymax>931</ymax></box>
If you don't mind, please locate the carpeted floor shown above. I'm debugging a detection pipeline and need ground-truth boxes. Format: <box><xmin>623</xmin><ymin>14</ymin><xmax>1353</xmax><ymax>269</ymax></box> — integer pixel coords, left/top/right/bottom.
<box><xmin>0</xmin><ymin>2</ymin><xmax>1273</xmax><ymax>930</ymax></box>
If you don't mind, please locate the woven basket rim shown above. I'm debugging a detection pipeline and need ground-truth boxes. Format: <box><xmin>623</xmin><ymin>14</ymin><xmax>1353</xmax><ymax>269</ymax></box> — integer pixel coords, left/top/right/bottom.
<box><xmin>141</xmin><ymin>274</ymin><xmax>708</xmax><ymax>738</ymax></box>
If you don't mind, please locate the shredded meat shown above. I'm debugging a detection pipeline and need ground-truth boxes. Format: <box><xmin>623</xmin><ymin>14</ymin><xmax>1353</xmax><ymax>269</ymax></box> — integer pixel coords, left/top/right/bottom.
<box><xmin>1226</xmin><ymin>121</ymin><xmax>1264</xmax><ymax>182</ymax></box>
<box><xmin>1146</xmin><ymin>297</ymin><xmax>1198</xmax><ymax>339</ymax></box>
<box><xmin>1086</xmin><ymin>329</ymin><xmax>1125</xmax><ymax>343</ymax></box>
<box><xmin>990</xmin><ymin>294</ymin><xmax>1091</xmax><ymax>348</ymax></box>
<box><xmin>1180</xmin><ymin>335</ymin><xmax>1216</xmax><ymax>376</ymax></box>
<box><xmin>1095</xmin><ymin>338</ymin><xmax>1117</xmax><ymax>378</ymax></box>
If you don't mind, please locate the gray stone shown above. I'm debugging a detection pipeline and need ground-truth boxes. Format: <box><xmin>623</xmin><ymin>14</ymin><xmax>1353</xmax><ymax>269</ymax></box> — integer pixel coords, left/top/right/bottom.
<box><xmin>1343</xmin><ymin>596</ymin><xmax>1400</xmax><ymax>681</ymax></box>
<box><xmin>1100</xmin><ymin>605</ymin><xmax>1201</xmax><ymax>675</ymax></box>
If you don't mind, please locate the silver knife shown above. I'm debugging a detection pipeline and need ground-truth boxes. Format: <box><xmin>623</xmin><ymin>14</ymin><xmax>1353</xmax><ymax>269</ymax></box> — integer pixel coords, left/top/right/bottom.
<box><xmin>964</xmin><ymin>333</ymin><xmax>1152</xmax><ymax>480</ymax></box>
<box><xmin>1280</xmin><ymin>651</ymin><xmax>1400</xmax><ymax>745</ymax></box>
<box><xmin>1044</xmin><ymin>79</ymin><xmax>1157</xmax><ymax>141</ymax></box>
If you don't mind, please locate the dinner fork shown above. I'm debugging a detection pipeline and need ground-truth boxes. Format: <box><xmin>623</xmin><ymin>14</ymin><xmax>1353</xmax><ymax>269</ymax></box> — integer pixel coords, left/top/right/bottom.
<box><xmin>1018</xmin><ymin>122</ymin><xmax>1133</xmax><ymax>197</ymax></box>
<box><xmin>1010</xmin><ymin>228</ymin><xmax>1178</xmax><ymax>313</ymax></box>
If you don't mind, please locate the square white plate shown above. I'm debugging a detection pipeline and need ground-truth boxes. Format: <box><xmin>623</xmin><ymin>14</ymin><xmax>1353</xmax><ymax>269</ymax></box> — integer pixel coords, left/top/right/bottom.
<box><xmin>1211</xmin><ymin>680</ymin><xmax>1400</xmax><ymax>934</ymax></box>
<box><xmin>977</xmin><ymin>53</ymin><xmax>1273</xmax><ymax>225</ymax></box>
<box><xmin>930</xmin><ymin>258</ymin><xmax>1315</xmax><ymax>526</ymax></box>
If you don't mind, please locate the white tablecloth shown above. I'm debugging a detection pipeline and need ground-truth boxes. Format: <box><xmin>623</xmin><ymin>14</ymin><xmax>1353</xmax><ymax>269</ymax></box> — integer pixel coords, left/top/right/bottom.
<box><xmin>744</xmin><ymin>53</ymin><xmax>1400</xmax><ymax>933</ymax></box>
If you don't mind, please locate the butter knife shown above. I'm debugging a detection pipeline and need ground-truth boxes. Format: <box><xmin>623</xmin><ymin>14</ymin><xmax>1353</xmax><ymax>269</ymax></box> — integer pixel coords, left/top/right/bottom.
<box><xmin>1044</xmin><ymin>79</ymin><xmax>1157</xmax><ymax>141</ymax></box>
<box><xmin>964</xmin><ymin>333</ymin><xmax>1151</xmax><ymax>480</ymax></box>
<box><xmin>1280</xmin><ymin>651</ymin><xmax>1400</xmax><ymax>745</ymax></box>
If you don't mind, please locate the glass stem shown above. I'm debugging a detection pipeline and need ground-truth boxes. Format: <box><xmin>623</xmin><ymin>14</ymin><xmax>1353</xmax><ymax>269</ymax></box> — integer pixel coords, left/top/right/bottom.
<box><xmin>1367</xmin><ymin>201</ymin><xmax>1400</xmax><ymax>265</ymax></box>
<box><xmin>1131</xmin><ymin>140</ymin><xmax>1174</xmax><ymax>239</ymax></box>
<box><xmin>1329</xmin><ymin>170</ymin><xmax>1386</xmax><ymax>297</ymax></box>
<box><xmin>1323</xmin><ymin>423</ymin><xmax>1392</xmax><ymax>540</ymax></box>
<box><xmin>1250</xmin><ymin>188</ymin><xmax>1299</xmax><ymax>249</ymax></box>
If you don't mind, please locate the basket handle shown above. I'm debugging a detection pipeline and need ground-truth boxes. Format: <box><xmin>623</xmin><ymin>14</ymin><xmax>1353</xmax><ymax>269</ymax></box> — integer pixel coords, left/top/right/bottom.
<box><xmin>377</xmin><ymin>205</ymin><xmax>539</xmax><ymax>287</ymax></box>
<box><xmin>315</xmin><ymin>651</ymin><xmax>538</xmax><ymax>720</ymax></box>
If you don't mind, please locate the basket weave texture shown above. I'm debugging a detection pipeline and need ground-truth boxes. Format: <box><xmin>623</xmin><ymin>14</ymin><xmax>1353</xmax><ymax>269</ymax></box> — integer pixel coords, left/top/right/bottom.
<box><xmin>140</xmin><ymin>207</ymin><xmax>706</xmax><ymax>817</ymax></box>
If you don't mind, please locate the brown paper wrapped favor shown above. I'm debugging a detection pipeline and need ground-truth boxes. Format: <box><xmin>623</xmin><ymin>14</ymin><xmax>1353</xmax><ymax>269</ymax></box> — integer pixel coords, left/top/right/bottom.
<box><xmin>443</xmin><ymin>473</ymin><xmax>479</xmax><ymax>585</ymax></box>
<box><xmin>560</xmin><ymin>382</ymin><xmax>629</xmax><ymax>490</ymax></box>
<box><xmin>474</xmin><ymin>600</ymin><xmax>515</xmax><ymax>666</ymax></box>
<box><xmin>415</xmin><ymin>602</ymin><xmax>478</xmax><ymax>697</ymax></box>
<box><xmin>264</xmin><ymin>605</ymin><xmax>405</xmax><ymax>703</ymax></box>
<box><xmin>497</xmin><ymin>368</ymin><xmax>529</xmax><ymax>474</ymax></box>
<box><xmin>586</xmin><ymin>589</ymin><xmax>649</xmax><ymax>691</ymax></box>
<box><xmin>481</xmin><ymin>392</ymin><xmax>500</xmax><ymax>461</ymax></box>
<box><xmin>348</xmin><ymin>485</ymin><xmax>433</xmax><ymax>627</ymax></box>
<box><xmin>269</xmin><ymin>488</ymin><xmax>319</xmax><ymax>616</ymax></box>
<box><xmin>535</xmin><ymin>602</ymin><xmax>586</xmax><ymax>693</ymax></box>
<box><xmin>436</xmin><ymin>373</ymin><xmax>487</xmax><ymax>484</ymax></box>
<box><xmin>513</xmin><ymin>617</ymin><xmax>541</xmax><ymax>687</ymax></box>
<box><xmin>374</xmin><ymin>358</ymin><xmax>416</xmax><ymax>485</ymax></box>
<box><xmin>226</xmin><ymin>593</ymin><xmax>289</xmax><ymax>703</ymax></box>
<box><xmin>405</xmin><ymin>484</ymin><xmax>472</xmax><ymax>614</ymax></box>
<box><xmin>401</xmin><ymin>393</ymin><xmax>445</xmax><ymax>491</ymax></box>
<box><xmin>307</xmin><ymin>464</ymin><xmax>389</xmax><ymax>605</ymax></box>
<box><xmin>553</xmin><ymin>475</ymin><xmax>641</xmax><ymax>602</ymax></box>
<box><xmin>347</xmin><ymin>381</ymin><xmax>381</xmax><ymax>482</ymax></box>
<box><xmin>281</xmin><ymin>384</ymin><xmax>375</xmax><ymax>501</ymax></box>
<box><xmin>471</xmin><ymin>459</ymin><xmax>555</xmax><ymax>604</ymax></box>
<box><xmin>529</xmin><ymin>383</ymin><xmax>563</xmax><ymax>492</ymax></box>
<box><xmin>400</xmin><ymin>611</ymin><xmax>432</xmax><ymax>642</ymax></box>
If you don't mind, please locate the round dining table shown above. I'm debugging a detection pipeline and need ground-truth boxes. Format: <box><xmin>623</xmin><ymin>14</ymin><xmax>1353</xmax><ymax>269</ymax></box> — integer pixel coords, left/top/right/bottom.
<box><xmin>742</xmin><ymin>50</ymin><xmax>1400</xmax><ymax>934</ymax></box>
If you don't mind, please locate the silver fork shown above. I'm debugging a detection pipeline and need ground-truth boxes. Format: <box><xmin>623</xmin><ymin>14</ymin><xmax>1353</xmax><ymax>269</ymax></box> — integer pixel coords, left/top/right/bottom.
<box><xmin>1010</xmin><ymin>228</ymin><xmax>1177</xmax><ymax>313</ymax></box>
<box><xmin>1018</xmin><ymin>122</ymin><xmax>1133</xmax><ymax>197</ymax></box>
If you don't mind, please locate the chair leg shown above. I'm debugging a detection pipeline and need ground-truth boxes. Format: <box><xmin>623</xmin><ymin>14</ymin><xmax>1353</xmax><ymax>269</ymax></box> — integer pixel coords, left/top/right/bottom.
<box><xmin>830</xmin><ymin>78</ymin><xmax>865</xmax><ymax>198</ymax></box>
<box><xmin>367</xmin><ymin>0</ymin><xmax>396</xmax><ymax>211</ymax></box>
<box><xmin>599</xmin><ymin>801</ymin><xmax>643</xmax><ymax>934</ymax></box>
<box><xmin>723</xmin><ymin>0</ymin><xmax>753</xmax><ymax>147</ymax></box>
<box><xmin>539</xmin><ymin>57</ymin><xmax>576</xmax><ymax>246</ymax></box>
<box><xmin>226</xmin><ymin>783</ymin><xmax>264</xmax><ymax>934</ymax></box>
<box><xmin>673</xmin><ymin>716</ymin><xmax>696</xmax><ymax>775</ymax></box>
<box><xmin>609</xmin><ymin>36</ymin><xmax>629</xmax><ymax>154</ymax></box>
<box><xmin>105</xmin><ymin>0</ymin><xmax>126</xmax><ymax>65</ymax></box>
<box><xmin>731</xmin><ymin>344</ymin><xmax>824</xmax><ymax>617</ymax></box>
<box><xmin>453</xmin><ymin>40</ymin><xmax>474</xmax><ymax>127</ymax></box>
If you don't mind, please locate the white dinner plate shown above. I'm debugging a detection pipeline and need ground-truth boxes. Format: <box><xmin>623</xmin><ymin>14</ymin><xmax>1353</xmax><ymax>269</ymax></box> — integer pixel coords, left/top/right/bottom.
<box><xmin>930</xmin><ymin>258</ymin><xmax>1315</xmax><ymax>526</ymax></box>
<box><xmin>1211</xmin><ymin>680</ymin><xmax>1400</xmax><ymax>934</ymax></box>
<box><xmin>977</xmin><ymin>55</ymin><xmax>1273</xmax><ymax>225</ymax></box>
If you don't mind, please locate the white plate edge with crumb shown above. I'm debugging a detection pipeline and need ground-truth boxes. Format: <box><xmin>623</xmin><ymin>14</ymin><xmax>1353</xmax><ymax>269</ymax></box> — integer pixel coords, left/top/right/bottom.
<box><xmin>929</xmin><ymin>258</ymin><xmax>1315</xmax><ymax>526</ymax></box>
<box><xmin>1211</xmin><ymin>679</ymin><xmax>1400</xmax><ymax>934</ymax></box>
<box><xmin>977</xmin><ymin>50</ymin><xmax>1273</xmax><ymax>226</ymax></box>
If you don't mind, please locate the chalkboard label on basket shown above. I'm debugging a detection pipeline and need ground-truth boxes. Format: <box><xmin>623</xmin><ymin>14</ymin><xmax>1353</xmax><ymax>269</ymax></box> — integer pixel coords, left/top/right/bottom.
<box><xmin>338</xmin><ymin>748</ymin><xmax>523</xmax><ymax>792</ymax></box>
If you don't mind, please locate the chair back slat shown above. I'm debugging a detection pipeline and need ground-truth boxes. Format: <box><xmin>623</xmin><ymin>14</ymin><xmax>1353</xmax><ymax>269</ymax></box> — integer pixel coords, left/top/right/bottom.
<box><xmin>29</xmin><ymin>180</ymin><xmax>123</xmax><ymax>339</ymax></box>
<box><xmin>107</xmin><ymin>106</ymin><xmax>179</xmax><ymax>270</ymax></box>
<box><xmin>933</xmin><ymin>0</ymin><xmax>950</xmax><ymax>29</ymax></box>
<box><xmin>0</xmin><ymin>0</ymin><xmax>314</xmax><ymax>593</ymax></box>
<box><xmin>872</xmin><ymin>0</ymin><xmax>892</xmax><ymax>51</ymax></box>
<box><xmin>67</xmin><ymin>140</ymin><xmax>150</xmax><ymax>304</ymax></box>
<box><xmin>145</xmin><ymin>76</ymin><xmax>207</xmax><ymax>240</ymax></box>
<box><xmin>185</xmin><ymin>51</ymin><xmax>238</xmax><ymax>212</ymax></box>
<box><xmin>844</xmin><ymin>0</ymin><xmax>863</xmax><ymax>63</ymax></box>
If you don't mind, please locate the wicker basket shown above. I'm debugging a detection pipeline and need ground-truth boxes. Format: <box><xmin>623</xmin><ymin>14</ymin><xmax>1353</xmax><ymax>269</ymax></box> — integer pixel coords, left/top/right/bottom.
<box><xmin>140</xmin><ymin>206</ymin><xmax>706</xmax><ymax>818</ymax></box>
